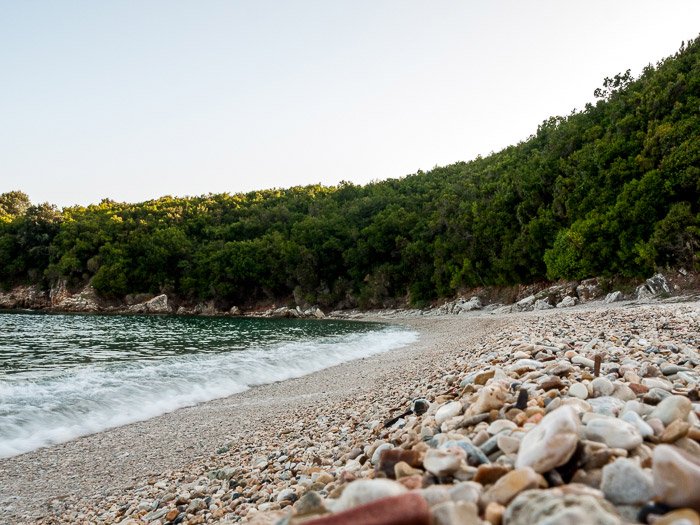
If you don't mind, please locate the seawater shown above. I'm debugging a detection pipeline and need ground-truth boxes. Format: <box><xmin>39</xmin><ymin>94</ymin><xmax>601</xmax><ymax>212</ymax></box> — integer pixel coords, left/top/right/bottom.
<box><xmin>0</xmin><ymin>311</ymin><xmax>417</xmax><ymax>458</ymax></box>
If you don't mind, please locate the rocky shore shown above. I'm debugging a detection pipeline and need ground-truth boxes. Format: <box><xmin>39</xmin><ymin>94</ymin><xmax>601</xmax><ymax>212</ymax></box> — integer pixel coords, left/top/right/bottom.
<box><xmin>1</xmin><ymin>298</ymin><xmax>700</xmax><ymax>524</ymax></box>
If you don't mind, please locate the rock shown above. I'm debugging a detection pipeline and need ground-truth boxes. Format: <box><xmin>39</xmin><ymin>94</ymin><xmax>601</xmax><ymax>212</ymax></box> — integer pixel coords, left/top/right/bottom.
<box><xmin>620</xmin><ymin>411</ymin><xmax>654</xmax><ymax>438</ymax></box>
<box><xmin>600</xmin><ymin>458</ymin><xmax>653</xmax><ymax>504</ymax></box>
<box><xmin>325</xmin><ymin>479</ymin><xmax>407</xmax><ymax>513</ymax></box>
<box><xmin>229</xmin><ymin>306</ymin><xmax>241</xmax><ymax>315</ymax></box>
<box><xmin>321</xmin><ymin>491</ymin><xmax>431</xmax><ymax>525</ymax></box>
<box><xmin>497</xmin><ymin>435</ymin><xmax>520</xmax><ymax>454</ymax></box>
<box><xmin>653</xmin><ymin>444</ymin><xmax>700</xmax><ymax>511</ymax></box>
<box><xmin>487</xmin><ymin>419</ymin><xmax>516</xmax><ymax>435</ymax></box>
<box><xmin>605</xmin><ymin>291</ymin><xmax>624</xmax><ymax>303</ymax></box>
<box><xmin>504</xmin><ymin>488</ymin><xmax>622</xmax><ymax>525</ymax></box>
<box><xmin>576</xmin><ymin>278</ymin><xmax>602</xmax><ymax>302</ymax></box>
<box><xmin>277</xmin><ymin>488</ymin><xmax>297</xmax><ymax>503</ymax></box>
<box><xmin>371</xmin><ymin>443</ymin><xmax>393</xmax><ymax>466</ymax></box>
<box><xmin>516</xmin><ymin>295</ymin><xmax>536</xmax><ymax>311</ymax></box>
<box><xmin>435</xmin><ymin>401</ymin><xmax>463</xmax><ymax>426</ymax></box>
<box><xmin>585</xmin><ymin>418</ymin><xmax>642</xmax><ymax>450</ymax></box>
<box><xmin>572</xmin><ymin>355</ymin><xmax>596</xmax><ymax>369</ymax></box>
<box><xmin>484</xmin><ymin>502</ymin><xmax>505</xmax><ymax>525</ymax></box>
<box><xmin>448</xmin><ymin>482</ymin><xmax>482</xmax><ymax>504</ymax></box>
<box><xmin>143</xmin><ymin>294</ymin><xmax>171</xmax><ymax>313</ymax></box>
<box><xmin>424</xmin><ymin>449</ymin><xmax>463</xmax><ymax>477</ymax></box>
<box><xmin>654</xmin><ymin>509</ymin><xmax>700</xmax><ymax>525</ymax></box>
<box><xmin>649</xmin><ymin>395</ymin><xmax>692</xmax><ymax>426</ymax></box>
<box><xmin>588</xmin><ymin>396</ymin><xmax>626</xmax><ymax>417</ymax></box>
<box><xmin>465</xmin><ymin>382</ymin><xmax>509</xmax><ymax>416</ymax></box>
<box><xmin>431</xmin><ymin>500</ymin><xmax>481</xmax><ymax>525</ymax></box>
<box><xmin>482</xmin><ymin>467</ymin><xmax>546</xmax><ymax>506</ymax></box>
<box><xmin>660</xmin><ymin>420</ymin><xmax>690</xmax><ymax>443</ymax></box>
<box><xmin>454</xmin><ymin>296</ymin><xmax>482</xmax><ymax>313</ymax></box>
<box><xmin>591</xmin><ymin>377</ymin><xmax>614</xmax><ymax>397</ymax></box>
<box><xmin>570</xmin><ymin>383</ymin><xmax>589</xmax><ymax>399</ymax></box>
<box><xmin>294</xmin><ymin>491</ymin><xmax>326</xmax><ymax>516</ymax></box>
<box><xmin>534</xmin><ymin>299</ymin><xmax>553</xmax><ymax>310</ymax></box>
<box><xmin>515</xmin><ymin>405</ymin><xmax>580</xmax><ymax>473</ymax></box>
<box><xmin>377</xmin><ymin>449</ymin><xmax>422</xmax><ymax>479</ymax></box>
<box><xmin>557</xmin><ymin>296</ymin><xmax>579</xmax><ymax>308</ymax></box>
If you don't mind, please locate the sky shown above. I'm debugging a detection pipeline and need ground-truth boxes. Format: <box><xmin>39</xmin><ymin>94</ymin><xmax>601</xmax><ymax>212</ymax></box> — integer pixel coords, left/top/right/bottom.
<box><xmin>1</xmin><ymin>1</ymin><xmax>699</xmax><ymax>208</ymax></box>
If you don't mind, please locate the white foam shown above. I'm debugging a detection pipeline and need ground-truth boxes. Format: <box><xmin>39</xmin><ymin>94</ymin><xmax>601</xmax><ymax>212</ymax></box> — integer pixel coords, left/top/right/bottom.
<box><xmin>0</xmin><ymin>327</ymin><xmax>417</xmax><ymax>458</ymax></box>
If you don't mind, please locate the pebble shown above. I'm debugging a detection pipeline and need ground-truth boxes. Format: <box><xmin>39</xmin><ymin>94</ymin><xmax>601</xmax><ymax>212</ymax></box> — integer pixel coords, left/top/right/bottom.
<box><xmin>515</xmin><ymin>406</ymin><xmax>580</xmax><ymax>473</ymax></box>
<box><xmin>435</xmin><ymin>401</ymin><xmax>463</xmax><ymax>426</ymax></box>
<box><xmin>591</xmin><ymin>377</ymin><xmax>615</xmax><ymax>397</ymax></box>
<box><xmin>482</xmin><ymin>467</ymin><xmax>546</xmax><ymax>506</ymax></box>
<box><xmin>649</xmin><ymin>396</ymin><xmax>692</xmax><ymax>426</ymax></box>
<box><xmin>570</xmin><ymin>382</ymin><xmax>589</xmax><ymax>399</ymax></box>
<box><xmin>600</xmin><ymin>458</ymin><xmax>653</xmax><ymax>504</ymax></box>
<box><xmin>585</xmin><ymin>417</ymin><xmax>643</xmax><ymax>450</ymax></box>
<box><xmin>325</xmin><ymin>479</ymin><xmax>407</xmax><ymax>512</ymax></box>
<box><xmin>653</xmin><ymin>444</ymin><xmax>700</xmax><ymax>511</ymax></box>
<box><xmin>504</xmin><ymin>488</ymin><xmax>622</xmax><ymax>525</ymax></box>
<box><xmin>424</xmin><ymin>448</ymin><xmax>463</xmax><ymax>477</ymax></box>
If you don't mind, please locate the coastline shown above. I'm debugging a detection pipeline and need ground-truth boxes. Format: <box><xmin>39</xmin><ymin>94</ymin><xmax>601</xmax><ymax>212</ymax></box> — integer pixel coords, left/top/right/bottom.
<box><xmin>1</xmin><ymin>298</ymin><xmax>698</xmax><ymax>523</ymax></box>
<box><xmin>0</xmin><ymin>310</ymin><xmax>494</xmax><ymax>523</ymax></box>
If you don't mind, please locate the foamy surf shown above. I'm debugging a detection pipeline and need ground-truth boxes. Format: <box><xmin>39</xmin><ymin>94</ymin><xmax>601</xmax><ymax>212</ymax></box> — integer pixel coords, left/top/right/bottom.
<box><xmin>0</xmin><ymin>324</ymin><xmax>416</xmax><ymax>458</ymax></box>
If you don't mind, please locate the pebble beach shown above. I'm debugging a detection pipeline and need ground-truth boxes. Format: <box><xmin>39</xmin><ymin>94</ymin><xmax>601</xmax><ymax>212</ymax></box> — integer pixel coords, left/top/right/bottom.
<box><xmin>2</xmin><ymin>298</ymin><xmax>700</xmax><ymax>525</ymax></box>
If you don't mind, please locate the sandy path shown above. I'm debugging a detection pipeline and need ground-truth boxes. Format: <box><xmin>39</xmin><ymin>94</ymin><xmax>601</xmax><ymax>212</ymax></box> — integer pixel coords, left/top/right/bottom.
<box><xmin>0</xmin><ymin>313</ymin><xmax>506</xmax><ymax>523</ymax></box>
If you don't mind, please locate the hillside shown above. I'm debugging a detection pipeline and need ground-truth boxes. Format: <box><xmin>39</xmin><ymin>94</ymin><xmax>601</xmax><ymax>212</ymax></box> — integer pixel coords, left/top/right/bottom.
<box><xmin>1</xmin><ymin>38</ymin><xmax>699</xmax><ymax>309</ymax></box>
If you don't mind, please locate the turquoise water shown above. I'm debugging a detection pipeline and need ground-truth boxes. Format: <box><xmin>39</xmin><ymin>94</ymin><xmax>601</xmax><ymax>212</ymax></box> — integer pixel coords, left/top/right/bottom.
<box><xmin>0</xmin><ymin>312</ymin><xmax>416</xmax><ymax>458</ymax></box>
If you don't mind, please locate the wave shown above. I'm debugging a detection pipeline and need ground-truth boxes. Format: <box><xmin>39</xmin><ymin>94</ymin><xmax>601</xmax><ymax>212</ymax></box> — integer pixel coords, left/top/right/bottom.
<box><xmin>0</xmin><ymin>326</ymin><xmax>417</xmax><ymax>458</ymax></box>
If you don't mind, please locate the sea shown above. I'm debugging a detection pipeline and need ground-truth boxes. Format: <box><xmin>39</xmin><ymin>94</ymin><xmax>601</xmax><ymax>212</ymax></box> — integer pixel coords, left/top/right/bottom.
<box><xmin>0</xmin><ymin>311</ymin><xmax>417</xmax><ymax>458</ymax></box>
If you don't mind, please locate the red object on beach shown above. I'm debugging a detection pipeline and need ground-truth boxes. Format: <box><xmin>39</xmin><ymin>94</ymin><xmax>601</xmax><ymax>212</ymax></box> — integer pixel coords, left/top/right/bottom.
<box><xmin>302</xmin><ymin>492</ymin><xmax>431</xmax><ymax>525</ymax></box>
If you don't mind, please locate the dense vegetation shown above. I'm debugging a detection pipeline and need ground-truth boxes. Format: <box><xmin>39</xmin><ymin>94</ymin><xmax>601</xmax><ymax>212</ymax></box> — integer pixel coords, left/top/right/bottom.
<box><xmin>1</xmin><ymin>39</ymin><xmax>699</xmax><ymax>308</ymax></box>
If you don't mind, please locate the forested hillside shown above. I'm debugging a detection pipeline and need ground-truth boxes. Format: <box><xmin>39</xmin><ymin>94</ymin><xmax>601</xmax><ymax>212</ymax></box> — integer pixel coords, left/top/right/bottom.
<box><xmin>1</xmin><ymin>38</ymin><xmax>699</xmax><ymax>309</ymax></box>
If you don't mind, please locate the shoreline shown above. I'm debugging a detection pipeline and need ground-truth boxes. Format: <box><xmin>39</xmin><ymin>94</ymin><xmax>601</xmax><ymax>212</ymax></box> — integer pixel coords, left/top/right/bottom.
<box><xmin>0</xmin><ymin>311</ymin><xmax>486</xmax><ymax>523</ymax></box>
<box><xmin>1</xmin><ymin>299</ymin><xmax>698</xmax><ymax>523</ymax></box>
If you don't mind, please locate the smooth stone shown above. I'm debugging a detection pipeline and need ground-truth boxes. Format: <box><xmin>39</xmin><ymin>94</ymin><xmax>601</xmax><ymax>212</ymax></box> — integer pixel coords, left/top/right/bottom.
<box><xmin>487</xmin><ymin>419</ymin><xmax>517</xmax><ymax>435</ymax></box>
<box><xmin>448</xmin><ymin>481</ymin><xmax>482</xmax><ymax>504</ymax></box>
<box><xmin>424</xmin><ymin>448</ymin><xmax>463</xmax><ymax>477</ymax></box>
<box><xmin>435</xmin><ymin>401</ymin><xmax>464</xmax><ymax>426</ymax></box>
<box><xmin>465</xmin><ymin>383</ymin><xmax>509</xmax><ymax>416</ymax></box>
<box><xmin>442</xmin><ymin>440</ymin><xmax>490</xmax><ymax>467</ymax></box>
<box><xmin>570</xmin><ymin>382</ymin><xmax>589</xmax><ymax>399</ymax></box>
<box><xmin>653</xmin><ymin>444</ymin><xmax>700</xmax><ymax>511</ymax></box>
<box><xmin>473</xmin><ymin>463</ymin><xmax>510</xmax><ymax>485</ymax></box>
<box><xmin>497</xmin><ymin>435</ymin><xmax>521</xmax><ymax>454</ymax></box>
<box><xmin>482</xmin><ymin>467</ymin><xmax>546</xmax><ymax>506</ymax></box>
<box><xmin>515</xmin><ymin>405</ymin><xmax>580</xmax><ymax>473</ymax></box>
<box><xmin>600</xmin><ymin>458</ymin><xmax>653</xmax><ymax>504</ymax></box>
<box><xmin>572</xmin><ymin>355</ymin><xmax>596</xmax><ymax>369</ymax></box>
<box><xmin>654</xmin><ymin>508</ymin><xmax>700</xmax><ymax>525</ymax></box>
<box><xmin>642</xmin><ymin>377</ymin><xmax>674</xmax><ymax>391</ymax></box>
<box><xmin>611</xmin><ymin>383</ymin><xmax>637</xmax><ymax>401</ymax></box>
<box><xmin>621</xmin><ymin>411</ymin><xmax>654</xmax><ymax>438</ymax></box>
<box><xmin>431</xmin><ymin>500</ymin><xmax>481</xmax><ymax>525</ymax></box>
<box><xmin>650</xmin><ymin>396</ymin><xmax>692</xmax><ymax>426</ymax></box>
<box><xmin>504</xmin><ymin>488</ymin><xmax>622</xmax><ymax>525</ymax></box>
<box><xmin>645</xmin><ymin>388</ymin><xmax>672</xmax><ymax>404</ymax></box>
<box><xmin>294</xmin><ymin>491</ymin><xmax>326</xmax><ymax>516</ymax></box>
<box><xmin>420</xmin><ymin>485</ymin><xmax>451</xmax><ymax>506</ymax></box>
<box><xmin>660</xmin><ymin>420</ymin><xmax>690</xmax><ymax>443</ymax></box>
<box><xmin>586</xmin><ymin>418</ymin><xmax>643</xmax><ymax>450</ymax></box>
<box><xmin>371</xmin><ymin>443</ymin><xmax>393</xmax><ymax>465</ymax></box>
<box><xmin>591</xmin><ymin>377</ymin><xmax>615</xmax><ymax>397</ymax></box>
<box><xmin>588</xmin><ymin>396</ymin><xmax>626</xmax><ymax>417</ymax></box>
<box><xmin>325</xmin><ymin>479</ymin><xmax>407</xmax><ymax>512</ymax></box>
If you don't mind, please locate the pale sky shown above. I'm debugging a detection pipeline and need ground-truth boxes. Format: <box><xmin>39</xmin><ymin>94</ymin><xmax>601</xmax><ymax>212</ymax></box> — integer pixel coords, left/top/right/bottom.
<box><xmin>1</xmin><ymin>1</ymin><xmax>699</xmax><ymax>208</ymax></box>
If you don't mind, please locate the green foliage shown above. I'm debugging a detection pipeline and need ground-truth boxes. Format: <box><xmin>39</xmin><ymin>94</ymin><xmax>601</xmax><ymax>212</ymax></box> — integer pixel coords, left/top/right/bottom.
<box><xmin>2</xmin><ymin>37</ymin><xmax>700</xmax><ymax>305</ymax></box>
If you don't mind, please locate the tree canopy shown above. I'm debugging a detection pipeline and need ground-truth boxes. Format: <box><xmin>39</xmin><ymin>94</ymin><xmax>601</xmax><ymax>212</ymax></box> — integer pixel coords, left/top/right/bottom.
<box><xmin>1</xmin><ymin>38</ymin><xmax>699</xmax><ymax>308</ymax></box>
